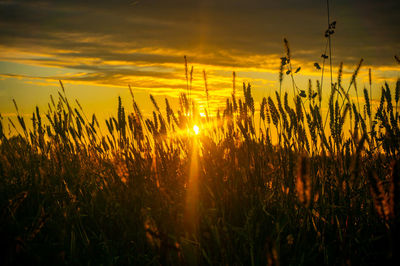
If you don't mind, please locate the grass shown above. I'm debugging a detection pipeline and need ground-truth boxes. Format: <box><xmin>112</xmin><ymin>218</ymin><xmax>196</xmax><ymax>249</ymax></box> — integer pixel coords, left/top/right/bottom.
<box><xmin>1</xmin><ymin>47</ymin><xmax>400</xmax><ymax>265</ymax></box>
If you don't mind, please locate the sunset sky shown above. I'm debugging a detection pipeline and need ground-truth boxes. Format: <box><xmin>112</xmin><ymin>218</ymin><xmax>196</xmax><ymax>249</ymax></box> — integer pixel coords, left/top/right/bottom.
<box><xmin>0</xmin><ymin>0</ymin><xmax>399</xmax><ymax>124</ymax></box>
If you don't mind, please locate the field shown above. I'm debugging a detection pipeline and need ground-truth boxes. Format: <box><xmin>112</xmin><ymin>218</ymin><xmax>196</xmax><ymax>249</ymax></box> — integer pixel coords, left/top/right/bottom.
<box><xmin>1</xmin><ymin>51</ymin><xmax>400</xmax><ymax>265</ymax></box>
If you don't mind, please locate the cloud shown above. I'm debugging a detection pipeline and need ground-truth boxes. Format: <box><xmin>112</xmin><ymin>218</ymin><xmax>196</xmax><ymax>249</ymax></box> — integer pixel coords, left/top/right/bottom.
<box><xmin>1</xmin><ymin>0</ymin><xmax>398</xmax><ymax>62</ymax></box>
<box><xmin>0</xmin><ymin>0</ymin><xmax>398</xmax><ymax>109</ymax></box>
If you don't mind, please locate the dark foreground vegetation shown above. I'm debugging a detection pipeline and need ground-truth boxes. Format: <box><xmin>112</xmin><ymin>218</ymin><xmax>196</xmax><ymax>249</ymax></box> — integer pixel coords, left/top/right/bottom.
<box><xmin>1</xmin><ymin>51</ymin><xmax>400</xmax><ymax>265</ymax></box>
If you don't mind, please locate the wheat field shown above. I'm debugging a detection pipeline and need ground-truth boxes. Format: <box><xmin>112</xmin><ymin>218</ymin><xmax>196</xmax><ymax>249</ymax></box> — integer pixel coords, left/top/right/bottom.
<box><xmin>1</xmin><ymin>45</ymin><xmax>400</xmax><ymax>265</ymax></box>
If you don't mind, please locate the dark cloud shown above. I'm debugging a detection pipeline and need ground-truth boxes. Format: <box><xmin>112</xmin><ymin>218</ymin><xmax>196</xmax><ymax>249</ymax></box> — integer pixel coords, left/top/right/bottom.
<box><xmin>0</xmin><ymin>0</ymin><xmax>399</xmax><ymax>81</ymax></box>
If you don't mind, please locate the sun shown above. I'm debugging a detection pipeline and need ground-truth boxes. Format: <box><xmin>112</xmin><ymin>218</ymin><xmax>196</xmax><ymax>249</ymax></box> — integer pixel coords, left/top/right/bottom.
<box><xmin>193</xmin><ymin>125</ymin><xmax>200</xmax><ymax>135</ymax></box>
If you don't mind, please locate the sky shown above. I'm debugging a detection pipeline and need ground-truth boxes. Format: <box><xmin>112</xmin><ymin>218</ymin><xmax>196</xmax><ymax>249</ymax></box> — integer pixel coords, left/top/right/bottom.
<box><xmin>0</xmin><ymin>0</ymin><xmax>399</xmax><ymax>125</ymax></box>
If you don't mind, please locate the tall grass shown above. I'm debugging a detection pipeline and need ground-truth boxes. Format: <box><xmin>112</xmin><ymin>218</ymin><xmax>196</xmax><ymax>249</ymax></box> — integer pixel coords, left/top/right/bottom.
<box><xmin>0</xmin><ymin>52</ymin><xmax>400</xmax><ymax>265</ymax></box>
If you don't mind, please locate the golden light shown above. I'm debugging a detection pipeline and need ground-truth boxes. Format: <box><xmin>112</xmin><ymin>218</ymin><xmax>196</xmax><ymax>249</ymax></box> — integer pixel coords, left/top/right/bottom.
<box><xmin>193</xmin><ymin>125</ymin><xmax>200</xmax><ymax>135</ymax></box>
<box><xmin>184</xmin><ymin>127</ymin><xmax>200</xmax><ymax>236</ymax></box>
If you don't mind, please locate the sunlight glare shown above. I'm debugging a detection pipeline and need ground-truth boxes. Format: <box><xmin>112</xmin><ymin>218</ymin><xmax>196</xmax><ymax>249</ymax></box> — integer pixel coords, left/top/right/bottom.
<box><xmin>193</xmin><ymin>125</ymin><xmax>200</xmax><ymax>135</ymax></box>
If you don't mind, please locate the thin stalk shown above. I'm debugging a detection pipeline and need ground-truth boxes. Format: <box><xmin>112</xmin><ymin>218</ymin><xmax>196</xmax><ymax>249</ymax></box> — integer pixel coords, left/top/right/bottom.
<box><xmin>327</xmin><ymin>0</ymin><xmax>333</xmax><ymax>97</ymax></box>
